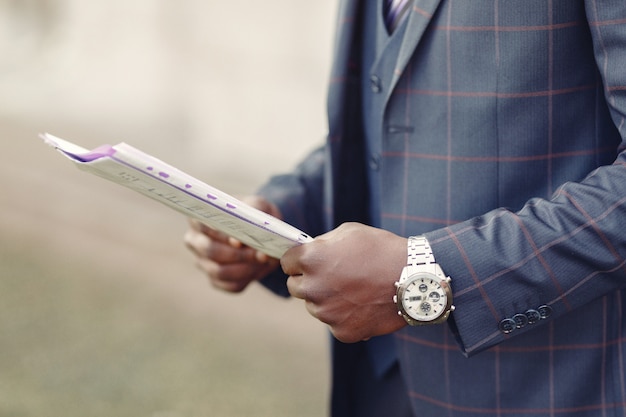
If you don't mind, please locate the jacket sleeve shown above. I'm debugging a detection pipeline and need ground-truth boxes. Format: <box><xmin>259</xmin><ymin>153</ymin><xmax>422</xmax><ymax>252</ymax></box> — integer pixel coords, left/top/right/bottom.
<box><xmin>427</xmin><ymin>0</ymin><xmax>626</xmax><ymax>356</ymax></box>
<box><xmin>255</xmin><ymin>145</ymin><xmax>327</xmax><ymax>297</ymax></box>
<box><xmin>428</xmin><ymin>151</ymin><xmax>626</xmax><ymax>355</ymax></box>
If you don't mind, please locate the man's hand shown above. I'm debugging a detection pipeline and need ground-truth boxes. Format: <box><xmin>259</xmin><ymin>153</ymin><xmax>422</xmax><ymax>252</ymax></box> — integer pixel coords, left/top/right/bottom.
<box><xmin>184</xmin><ymin>196</ymin><xmax>281</xmax><ymax>293</ymax></box>
<box><xmin>282</xmin><ymin>222</ymin><xmax>408</xmax><ymax>343</ymax></box>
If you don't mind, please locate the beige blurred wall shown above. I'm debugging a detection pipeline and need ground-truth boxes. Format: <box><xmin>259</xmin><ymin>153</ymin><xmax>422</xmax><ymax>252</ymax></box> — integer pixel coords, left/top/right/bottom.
<box><xmin>0</xmin><ymin>2</ymin><xmax>337</xmax><ymax>415</ymax></box>
<box><xmin>0</xmin><ymin>0</ymin><xmax>336</xmax><ymax>192</ymax></box>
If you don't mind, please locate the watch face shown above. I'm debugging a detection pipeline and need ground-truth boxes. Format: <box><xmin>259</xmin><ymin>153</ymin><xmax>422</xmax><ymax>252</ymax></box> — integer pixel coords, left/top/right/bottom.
<box><xmin>399</xmin><ymin>273</ymin><xmax>451</xmax><ymax>322</ymax></box>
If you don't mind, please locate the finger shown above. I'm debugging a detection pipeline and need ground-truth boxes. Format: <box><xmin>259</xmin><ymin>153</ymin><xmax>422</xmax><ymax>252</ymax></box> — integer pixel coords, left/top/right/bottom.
<box><xmin>209</xmin><ymin>273</ymin><xmax>250</xmax><ymax>293</ymax></box>
<box><xmin>196</xmin><ymin>258</ymin><xmax>243</xmax><ymax>291</ymax></box>
<box><xmin>280</xmin><ymin>244</ymin><xmax>306</xmax><ymax>277</ymax></box>
<box><xmin>228</xmin><ymin>236</ymin><xmax>243</xmax><ymax>248</ymax></box>
<box><xmin>197</xmin><ymin>259</ymin><xmax>255</xmax><ymax>293</ymax></box>
<box><xmin>184</xmin><ymin>228</ymin><xmax>208</xmax><ymax>258</ymax></box>
<box><xmin>255</xmin><ymin>250</ymin><xmax>270</xmax><ymax>263</ymax></box>
<box><xmin>188</xmin><ymin>218</ymin><xmax>220</xmax><ymax>237</ymax></box>
<box><xmin>303</xmin><ymin>299</ymin><xmax>321</xmax><ymax>320</ymax></box>
<box><xmin>186</xmin><ymin>229</ymin><xmax>258</xmax><ymax>264</ymax></box>
<box><xmin>188</xmin><ymin>217</ymin><xmax>244</xmax><ymax>245</ymax></box>
<box><xmin>201</xmin><ymin>224</ymin><xmax>235</xmax><ymax>245</ymax></box>
<box><xmin>187</xmin><ymin>217</ymin><xmax>203</xmax><ymax>231</ymax></box>
<box><xmin>199</xmin><ymin>226</ymin><xmax>251</xmax><ymax>255</ymax></box>
<box><xmin>210</xmin><ymin>241</ymin><xmax>259</xmax><ymax>264</ymax></box>
<box><xmin>286</xmin><ymin>274</ymin><xmax>306</xmax><ymax>299</ymax></box>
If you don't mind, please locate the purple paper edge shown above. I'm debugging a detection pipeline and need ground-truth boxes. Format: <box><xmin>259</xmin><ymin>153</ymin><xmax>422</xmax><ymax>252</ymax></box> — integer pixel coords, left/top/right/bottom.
<box><xmin>64</xmin><ymin>144</ymin><xmax>117</xmax><ymax>162</ymax></box>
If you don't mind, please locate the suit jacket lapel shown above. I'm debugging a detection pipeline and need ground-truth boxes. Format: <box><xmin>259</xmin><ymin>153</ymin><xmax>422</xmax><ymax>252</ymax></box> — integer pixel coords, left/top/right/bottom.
<box><xmin>386</xmin><ymin>0</ymin><xmax>444</xmax><ymax>101</ymax></box>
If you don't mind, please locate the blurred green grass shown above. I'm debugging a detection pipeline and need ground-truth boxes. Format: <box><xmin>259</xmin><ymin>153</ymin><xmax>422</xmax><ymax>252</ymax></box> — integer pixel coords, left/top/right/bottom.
<box><xmin>0</xmin><ymin>238</ymin><xmax>327</xmax><ymax>417</ymax></box>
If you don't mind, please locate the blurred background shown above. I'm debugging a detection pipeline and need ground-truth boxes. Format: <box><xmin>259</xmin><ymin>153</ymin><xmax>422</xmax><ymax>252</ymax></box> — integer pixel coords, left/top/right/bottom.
<box><xmin>0</xmin><ymin>1</ymin><xmax>336</xmax><ymax>416</ymax></box>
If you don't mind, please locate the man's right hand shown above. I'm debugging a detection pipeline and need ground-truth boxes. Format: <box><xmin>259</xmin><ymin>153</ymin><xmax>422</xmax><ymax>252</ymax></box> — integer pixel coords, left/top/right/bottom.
<box><xmin>183</xmin><ymin>196</ymin><xmax>282</xmax><ymax>293</ymax></box>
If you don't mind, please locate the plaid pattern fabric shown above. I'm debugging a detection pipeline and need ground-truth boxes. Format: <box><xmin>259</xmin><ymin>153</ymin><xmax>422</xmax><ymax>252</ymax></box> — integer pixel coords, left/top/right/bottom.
<box><xmin>260</xmin><ymin>0</ymin><xmax>626</xmax><ymax>415</ymax></box>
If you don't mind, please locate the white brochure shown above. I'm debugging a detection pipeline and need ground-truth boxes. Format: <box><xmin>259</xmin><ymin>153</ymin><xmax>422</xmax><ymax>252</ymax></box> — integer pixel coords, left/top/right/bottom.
<box><xmin>41</xmin><ymin>133</ymin><xmax>313</xmax><ymax>258</ymax></box>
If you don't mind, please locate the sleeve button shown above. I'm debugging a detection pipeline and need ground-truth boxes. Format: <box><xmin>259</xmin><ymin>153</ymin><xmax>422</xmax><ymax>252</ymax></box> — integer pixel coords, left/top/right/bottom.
<box><xmin>524</xmin><ymin>309</ymin><xmax>541</xmax><ymax>325</ymax></box>
<box><xmin>513</xmin><ymin>313</ymin><xmax>528</xmax><ymax>329</ymax></box>
<box><xmin>499</xmin><ymin>318</ymin><xmax>517</xmax><ymax>334</ymax></box>
<box><xmin>538</xmin><ymin>305</ymin><xmax>553</xmax><ymax>319</ymax></box>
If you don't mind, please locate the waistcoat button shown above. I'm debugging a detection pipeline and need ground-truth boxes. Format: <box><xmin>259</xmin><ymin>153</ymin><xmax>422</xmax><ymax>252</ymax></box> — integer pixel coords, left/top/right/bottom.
<box><xmin>370</xmin><ymin>75</ymin><xmax>382</xmax><ymax>93</ymax></box>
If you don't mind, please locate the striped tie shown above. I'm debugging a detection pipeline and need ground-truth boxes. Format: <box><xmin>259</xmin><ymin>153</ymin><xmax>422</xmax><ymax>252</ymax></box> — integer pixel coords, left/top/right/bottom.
<box><xmin>383</xmin><ymin>0</ymin><xmax>413</xmax><ymax>33</ymax></box>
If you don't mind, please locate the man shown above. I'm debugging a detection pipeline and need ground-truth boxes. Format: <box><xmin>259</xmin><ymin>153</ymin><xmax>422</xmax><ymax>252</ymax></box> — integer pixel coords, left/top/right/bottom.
<box><xmin>185</xmin><ymin>0</ymin><xmax>626</xmax><ymax>415</ymax></box>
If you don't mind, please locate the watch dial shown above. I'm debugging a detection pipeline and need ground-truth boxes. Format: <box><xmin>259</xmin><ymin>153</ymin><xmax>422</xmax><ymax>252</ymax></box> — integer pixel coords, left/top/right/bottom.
<box><xmin>402</xmin><ymin>274</ymin><xmax>449</xmax><ymax>321</ymax></box>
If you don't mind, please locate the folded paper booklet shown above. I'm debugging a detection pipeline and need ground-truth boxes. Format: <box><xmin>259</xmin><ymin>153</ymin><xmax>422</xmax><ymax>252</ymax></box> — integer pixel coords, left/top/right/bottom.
<box><xmin>41</xmin><ymin>133</ymin><xmax>313</xmax><ymax>258</ymax></box>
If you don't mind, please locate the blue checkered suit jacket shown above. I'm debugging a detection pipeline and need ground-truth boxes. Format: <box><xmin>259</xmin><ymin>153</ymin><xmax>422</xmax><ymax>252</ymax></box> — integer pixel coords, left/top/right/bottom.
<box><xmin>260</xmin><ymin>0</ymin><xmax>626</xmax><ymax>415</ymax></box>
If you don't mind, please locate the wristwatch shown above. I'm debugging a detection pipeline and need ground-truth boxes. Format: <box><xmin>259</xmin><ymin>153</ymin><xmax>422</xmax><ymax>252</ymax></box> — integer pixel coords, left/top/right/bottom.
<box><xmin>393</xmin><ymin>236</ymin><xmax>455</xmax><ymax>325</ymax></box>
